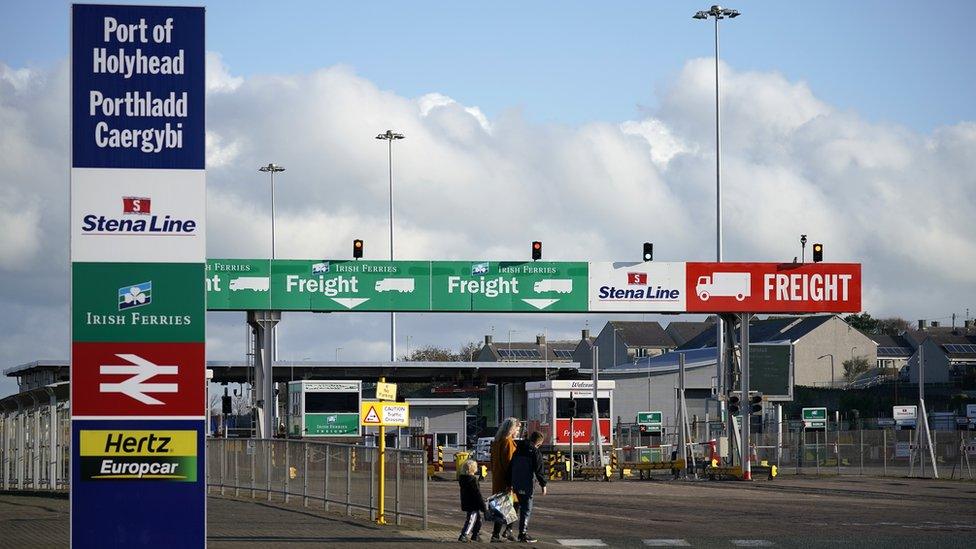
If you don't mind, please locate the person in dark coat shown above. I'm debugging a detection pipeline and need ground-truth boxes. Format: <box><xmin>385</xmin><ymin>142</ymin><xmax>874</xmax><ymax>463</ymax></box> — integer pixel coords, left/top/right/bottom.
<box><xmin>509</xmin><ymin>431</ymin><xmax>548</xmax><ymax>543</ymax></box>
<box><xmin>458</xmin><ymin>459</ymin><xmax>487</xmax><ymax>542</ymax></box>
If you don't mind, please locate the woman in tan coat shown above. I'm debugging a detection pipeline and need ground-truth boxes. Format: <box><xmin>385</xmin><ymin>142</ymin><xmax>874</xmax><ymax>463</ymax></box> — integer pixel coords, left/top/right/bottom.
<box><xmin>489</xmin><ymin>417</ymin><xmax>520</xmax><ymax>542</ymax></box>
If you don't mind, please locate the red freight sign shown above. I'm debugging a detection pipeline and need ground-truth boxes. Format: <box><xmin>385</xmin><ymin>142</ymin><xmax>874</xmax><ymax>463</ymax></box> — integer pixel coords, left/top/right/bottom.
<box><xmin>71</xmin><ymin>342</ymin><xmax>205</xmax><ymax>417</ymax></box>
<box><xmin>685</xmin><ymin>262</ymin><xmax>861</xmax><ymax>313</ymax></box>
<box><xmin>554</xmin><ymin>419</ymin><xmax>611</xmax><ymax>444</ymax></box>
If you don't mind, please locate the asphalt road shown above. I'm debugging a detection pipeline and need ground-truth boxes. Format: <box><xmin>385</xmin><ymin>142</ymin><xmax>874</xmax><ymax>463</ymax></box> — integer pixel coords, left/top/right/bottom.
<box><xmin>426</xmin><ymin>474</ymin><xmax>976</xmax><ymax>548</ymax></box>
<box><xmin>3</xmin><ymin>475</ymin><xmax>974</xmax><ymax>547</ymax></box>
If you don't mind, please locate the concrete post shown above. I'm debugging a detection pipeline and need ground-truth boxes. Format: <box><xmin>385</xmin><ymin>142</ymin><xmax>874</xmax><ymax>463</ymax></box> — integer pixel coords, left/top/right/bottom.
<box><xmin>247</xmin><ymin>310</ymin><xmax>280</xmax><ymax>439</ymax></box>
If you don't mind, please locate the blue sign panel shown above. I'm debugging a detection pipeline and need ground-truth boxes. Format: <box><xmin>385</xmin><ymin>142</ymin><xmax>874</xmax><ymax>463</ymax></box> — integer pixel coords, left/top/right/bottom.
<box><xmin>71</xmin><ymin>419</ymin><xmax>206</xmax><ymax>548</ymax></box>
<box><xmin>72</xmin><ymin>4</ymin><xmax>205</xmax><ymax>169</ymax></box>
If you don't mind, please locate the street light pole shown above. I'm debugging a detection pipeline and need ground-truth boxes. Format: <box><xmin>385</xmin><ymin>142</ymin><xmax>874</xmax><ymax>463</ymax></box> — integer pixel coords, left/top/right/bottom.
<box><xmin>818</xmin><ymin>354</ymin><xmax>834</xmax><ymax>387</ymax></box>
<box><xmin>375</xmin><ymin>130</ymin><xmax>405</xmax><ymax>362</ymax></box>
<box><xmin>694</xmin><ymin>4</ymin><xmax>740</xmax><ymax>443</ymax></box>
<box><xmin>258</xmin><ymin>163</ymin><xmax>285</xmax><ymax>259</ymax></box>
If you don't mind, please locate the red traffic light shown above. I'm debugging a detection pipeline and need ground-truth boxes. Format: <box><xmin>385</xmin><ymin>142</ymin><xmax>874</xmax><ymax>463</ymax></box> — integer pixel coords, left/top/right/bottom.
<box><xmin>353</xmin><ymin>239</ymin><xmax>364</xmax><ymax>259</ymax></box>
<box><xmin>531</xmin><ymin>241</ymin><xmax>542</xmax><ymax>261</ymax></box>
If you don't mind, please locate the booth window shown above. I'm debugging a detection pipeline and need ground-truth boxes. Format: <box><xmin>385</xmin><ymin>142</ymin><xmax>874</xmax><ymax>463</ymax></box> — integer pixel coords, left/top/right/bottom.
<box><xmin>435</xmin><ymin>433</ymin><xmax>459</xmax><ymax>448</ymax></box>
<box><xmin>305</xmin><ymin>392</ymin><xmax>358</xmax><ymax>414</ymax></box>
<box><xmin>555</xmin><ymin>397</ymin><xmax>609</xmax><ymax>418</ymax></box>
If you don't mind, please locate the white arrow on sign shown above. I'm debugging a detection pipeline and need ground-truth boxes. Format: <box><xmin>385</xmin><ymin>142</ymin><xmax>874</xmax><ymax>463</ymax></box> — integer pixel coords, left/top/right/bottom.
<box><xmin>99</xmin><ymin>354</ymin><xmax>178</xmax><ymax>405</ymax></box>
<box><xmin>522</xmin><ymin>298</ymin><xmax>559</xmax><ymax>310</ymax></box>
<box><xmin>332</xmin><ymin>298</ymin><xmax>370</xmax><ymax>309</ymax></box>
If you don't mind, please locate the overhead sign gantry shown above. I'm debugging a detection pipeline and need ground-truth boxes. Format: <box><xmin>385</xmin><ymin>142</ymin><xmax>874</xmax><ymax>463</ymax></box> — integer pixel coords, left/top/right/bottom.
<box><xmin>205</xmin><ymin>259</ymin><xmax>861</xmax><ymax>313</ymax></box>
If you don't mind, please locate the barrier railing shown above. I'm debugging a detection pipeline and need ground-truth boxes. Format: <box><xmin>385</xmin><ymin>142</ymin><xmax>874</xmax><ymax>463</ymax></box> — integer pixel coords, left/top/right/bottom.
<box><xmin>206</xmin><ymin>438</ymin><xmax>428</xmax><ymax>528</ymax></box>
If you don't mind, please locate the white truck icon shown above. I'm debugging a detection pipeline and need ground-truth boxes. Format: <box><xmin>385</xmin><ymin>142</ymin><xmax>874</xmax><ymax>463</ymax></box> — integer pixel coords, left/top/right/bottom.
<box><xmin>696</xmin><ymin>272</ymin><xmax>750</xmax><ymax>301</ymax></box>
<box><xmin>375</xmin><ymin>278</ymin><xmax>415</xmax><ymax>293</ymax></box>
<box><xmin>229</xmin><ymin>276</ymin><xmax>270</xmax><ymax>292</ymax></box>
<box><xmin>533</xmin><ymin>279</ymin><xmax>573</xmax><ymax>293</ymax></box>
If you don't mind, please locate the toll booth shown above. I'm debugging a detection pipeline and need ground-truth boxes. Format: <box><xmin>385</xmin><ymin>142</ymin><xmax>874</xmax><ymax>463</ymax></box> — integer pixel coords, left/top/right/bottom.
<box><xmin>286</xmin><ymin>380</ymin><xmax>362</xmax><ymax>439</ymax></box>
<box><xmin>524</xmin><ymin>380</ymin><xmax>615</xmax><ymax>450</ymax></box>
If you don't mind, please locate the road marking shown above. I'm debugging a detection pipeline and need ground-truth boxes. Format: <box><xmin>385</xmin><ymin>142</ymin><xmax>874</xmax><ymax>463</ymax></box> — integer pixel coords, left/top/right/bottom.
<box><xmin>731</xmin><ymin>541</ymin><xmax>773</xmax><ymax>547</ymax></box>
<box><xmin>643</xmin><ymin>540</ymin><xmax>691</xmax><ymax>547</ymax></box>
<box><xmin>557</xmin><ymin>540</ymin><xmax>607</xmax><ymax>547</ymax></box>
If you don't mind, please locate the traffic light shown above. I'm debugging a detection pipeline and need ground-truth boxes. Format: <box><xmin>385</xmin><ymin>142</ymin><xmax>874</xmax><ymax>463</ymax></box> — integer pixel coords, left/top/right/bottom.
<box><xmin>531</xmin><ymin>241</ymin><xmax>542</xmax><ymax>261</ymax></box>
<box><xmin>567</xmin><ymin>399</ymin><xmax>577</xmax><ymax>418</ymax></box>
<box><xmin>749</xmin><ymin>394</ymin><xmax>763</xmax><ymax>415</ymax></box>
<box><xmin>812</xmin><ymin>243</ymin><xmax>823</xmax><ymax>263</ymax></box>
<box><xmin>221</xmin><ymin>395</ymin><xmax>232</xmax><ymax>415</ymax></box>
<box><xmin>728</xmin><ymin>394</ymin><xmax>741</xmax><ymax>415</ymax></box>
<box><xmin>643</xmin><ymin>242</ymin><xmax>653</xmax><ymax>262</ymax></box>
<box><xmin>353</xmin><ymin>239</ymin><xmax>364</xmax><ymax>259</ymax></box>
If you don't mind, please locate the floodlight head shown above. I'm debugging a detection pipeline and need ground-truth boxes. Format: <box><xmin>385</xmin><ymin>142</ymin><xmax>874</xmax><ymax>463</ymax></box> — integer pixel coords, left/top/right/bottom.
<box><xmin>258</xmin><ymin>163</ymin><xmax>285</xmax><ymax>173</ymax></box>
<box><xmin>727</xmin><ymin>9</ymin><xmax>741</xmax><ymax>18</ymax></box>
<box><xmin>693</xmin><ymin>11</ymin><xmax>708</xmax><ymax>19</ymax></box>
<box><xmin>376</xmin><ymin>130</ymin><xmax>406</xmax><ymax>141</ymax></box>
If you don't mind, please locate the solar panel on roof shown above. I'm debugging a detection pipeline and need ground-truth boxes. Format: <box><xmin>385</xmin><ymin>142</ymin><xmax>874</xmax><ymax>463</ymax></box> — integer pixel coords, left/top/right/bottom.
<box><xmin>553</xmin><ymin>349</ymin><xmax>574</xmax><ymax>358</ymax></box>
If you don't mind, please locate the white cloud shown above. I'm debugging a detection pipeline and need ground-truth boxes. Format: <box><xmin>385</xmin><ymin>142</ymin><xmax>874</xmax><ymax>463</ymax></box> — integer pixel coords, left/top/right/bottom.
<box><xmin>0</xmin><ymin>54</ymin><xmax>974</xmax><ymax>396</ymax></box>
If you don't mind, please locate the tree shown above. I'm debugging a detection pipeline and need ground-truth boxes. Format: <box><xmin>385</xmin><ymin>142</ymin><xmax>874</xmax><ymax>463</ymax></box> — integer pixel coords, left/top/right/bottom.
<box><xmin>876</xmin><ymin>317</ymin><xmax>910</xmax><ymax>336</ymax></box>
<box><xmin>400</xmin><ymin>341</ymin><xmax>482</xmax><ymax>362</ymax></box>
<box><xmin>844</xmin><ymin>313</ymin><xmax>878</xmax><ymax>333</ymax></box>
<box><xmin>842</xmin><ymin>356</ymin><xmax>871</xmax><ymax>382</ymax></box>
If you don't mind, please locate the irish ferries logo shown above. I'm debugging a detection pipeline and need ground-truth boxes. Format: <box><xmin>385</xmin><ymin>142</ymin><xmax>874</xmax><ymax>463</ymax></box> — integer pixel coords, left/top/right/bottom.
<box><xmin>119</xmin><ymin>282</ymin><xmax>152</xmax><ymax>311</ymax></box>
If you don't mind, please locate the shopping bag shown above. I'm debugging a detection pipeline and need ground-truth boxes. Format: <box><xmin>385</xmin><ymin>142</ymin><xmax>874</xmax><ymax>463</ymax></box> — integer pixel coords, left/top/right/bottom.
<box><xmin>485</xmin><ymin>491</ymin><xmax>517</xmax><ymax>524</ymax></box>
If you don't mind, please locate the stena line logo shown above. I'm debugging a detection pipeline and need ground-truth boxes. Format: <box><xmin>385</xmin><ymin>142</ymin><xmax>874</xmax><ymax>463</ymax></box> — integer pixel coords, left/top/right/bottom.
<box><xmin>81</xmin><ymin>195</ymin><xmax>197</xmax><ymax>236</ymax></box>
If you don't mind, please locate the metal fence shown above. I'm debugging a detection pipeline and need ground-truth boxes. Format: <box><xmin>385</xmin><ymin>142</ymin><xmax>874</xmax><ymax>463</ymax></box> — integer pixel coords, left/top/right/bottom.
<box><xmin>0</xmin><ymin>403</ymin><xmax>70</xmax><ymax>491</ymax></box>
<box><xmin>206</xmin><ymin>438</ymin><xmax>428</xmax><ymax>527</ymax></box>
<box><xmin>615</xmin><ymin>418</ymin><xmax>975</xmax><ymax>480</ymax></box>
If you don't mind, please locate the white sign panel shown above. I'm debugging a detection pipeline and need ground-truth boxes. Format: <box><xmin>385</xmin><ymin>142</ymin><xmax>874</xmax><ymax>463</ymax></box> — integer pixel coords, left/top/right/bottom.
<box><xmin>967</xmin><ymin>404</ymin><xmax>976</xmax><ymax>419</ymax></box>
<box><xmin>71</xmin><ymin>168</ymin><xmax>206</xmax><ymax>262</ymax></box>
<box><xmin>893</xmin><ymin>405</ymin><xmax>918</xmax><ymax>421</ymax></box>
<box><xmin>588</xmin><ymin>262</ymin><xmax>686</xmax><ymax>312</ymax></box>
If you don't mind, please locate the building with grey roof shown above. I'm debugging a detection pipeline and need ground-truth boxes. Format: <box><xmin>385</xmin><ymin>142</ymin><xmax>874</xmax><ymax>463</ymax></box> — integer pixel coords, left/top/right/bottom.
<box><xmin>591</xmin><ymin>320</ymin><xmax>676</xmax><ymax>371</ymax></box>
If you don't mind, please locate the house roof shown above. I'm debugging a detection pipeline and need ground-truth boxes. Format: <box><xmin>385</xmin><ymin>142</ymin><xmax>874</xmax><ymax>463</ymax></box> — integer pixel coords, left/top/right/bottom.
<box><xmin>665</xmin><ymin>321</ymin><xmax>715</xmax><ymax>347</ymax></box>
<box><xmin>869</xmin><ymin>334</ymin><xmax>914</xmax><ymax>358</ymax></box>
<box><xmin>607</xmin><ymin>321</ymin><xmax>675</xmax><ymax>348</ymax></box>
<box><xmin>480</xmin><ymin>339</ymin><xmax>578</xmax><ymax>362</ymax></box>
<box><xmin>677</xmin><ymin>314</ymin><xmax>837</xmax><ymax>349</ymax></box>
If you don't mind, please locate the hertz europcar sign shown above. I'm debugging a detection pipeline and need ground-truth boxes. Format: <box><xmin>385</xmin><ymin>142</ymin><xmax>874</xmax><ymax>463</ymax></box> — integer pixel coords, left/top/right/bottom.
<box><xmin>78</xmin><ymin>430</ymin><xmax>198</xmax><ymax>481</ymax></box>
<box><xmin>205</xmin><ymin>259</ymin><xmax>862</xmax><ymax>314</ymax></box>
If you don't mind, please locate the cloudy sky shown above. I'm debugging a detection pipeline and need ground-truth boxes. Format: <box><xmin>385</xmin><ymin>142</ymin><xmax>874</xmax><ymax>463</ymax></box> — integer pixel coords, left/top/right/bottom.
<box><xmin>1</xmin><ymin>1</ymin><xmax>974</xmax><ymax>395</ymax></box>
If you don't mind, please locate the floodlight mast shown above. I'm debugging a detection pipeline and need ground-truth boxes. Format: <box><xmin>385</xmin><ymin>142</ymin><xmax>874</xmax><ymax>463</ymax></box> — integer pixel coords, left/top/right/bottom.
<box><xmin>694</xmin><ymin>2</ymin><xmax>740</xmax><ymax>464</ymax></box>
<box><xmin>375</xmin><ymin>130</ymin><xmax>405</xmax><ymax>363</ymax></box>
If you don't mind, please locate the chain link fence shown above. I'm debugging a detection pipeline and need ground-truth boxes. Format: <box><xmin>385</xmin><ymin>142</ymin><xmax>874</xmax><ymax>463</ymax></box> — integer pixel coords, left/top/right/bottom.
<box><xmin>206</xmin><ymin>438</ymin><xmax>428</xmax><ymax>527</ymax></box>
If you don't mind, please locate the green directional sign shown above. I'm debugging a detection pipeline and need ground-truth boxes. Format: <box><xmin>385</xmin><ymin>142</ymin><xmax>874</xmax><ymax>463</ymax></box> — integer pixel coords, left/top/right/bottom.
<box><xmin>637</xmin><ymin>411</ymin><xmax>663</xmax><ymax>427</ymax></box>
<box><xmin>206</xmin><ymin>259</ymin><xmax>271</xmax><ymax>310</ymax></box>
<box><xmin>430</xmin><ymin>261</ymin><xmax>587</xmax><ymax>312</ymax></box>
<box><xmin>802</xmin><ymin>407</ymin><xmax>827</xmax><ymax>429</ymax></box>
<box><xmin>749</xmin><ymin>343</ymin><xmax>793</xmax><ymax>401</ymax></box>
<box><xmin>73</xmin><ymin>262</ymin><xmax>205</xmax><ymax>342</ymax></box>
<box><xmin>272</xmin><ymin>260</ymin><xmax>431</xmax><ymax>312</ymax></box>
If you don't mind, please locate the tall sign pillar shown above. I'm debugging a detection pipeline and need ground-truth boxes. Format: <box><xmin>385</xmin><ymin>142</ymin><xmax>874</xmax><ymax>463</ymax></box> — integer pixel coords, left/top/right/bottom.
<box><xmin>70</xmin><ymin>5</ymin><xmax>206</xmax><ymax>546</ymax></box>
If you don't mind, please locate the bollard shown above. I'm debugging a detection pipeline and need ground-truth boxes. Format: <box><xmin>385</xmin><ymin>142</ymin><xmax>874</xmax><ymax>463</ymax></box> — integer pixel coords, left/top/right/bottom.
<box><xmin>437</xmin><ymin>445</ymin><xmax>444</xmax><ymax>472</ymax></box>
<box><xmin>610</xmin><ymin>450</ymin><xmax>618</xmax><ymax>472</ymax></box>
<box><xmin>556</xmin><ymin>451</ymin><xmax>564</xmax><ymax>479</ymax></box>
<box><xmin>547</xmin><ymin>453</ymin><xmax>556</xmax><ymax>480</ymax></box>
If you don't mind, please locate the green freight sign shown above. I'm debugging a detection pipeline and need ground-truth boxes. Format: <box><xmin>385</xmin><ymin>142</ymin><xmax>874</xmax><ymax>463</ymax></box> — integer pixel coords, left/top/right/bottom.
<box><xmin>304</xmin><ymin>413</ymin><xmax>360</xmax><ymax>436</ymax></box>
<box><xmin>205</xmin><ymin>259</ymin><xmax>587</xmax><ymax>312</ymax></box>
<box><xmin>73</xmin><ymin>262</ymin><xmax>205</xmax><ymax>342</ymax></box>
<box><xmin>637</xmin><ymin>411</ymin><xmax>663</xmax><ymax>427</ymax></box>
